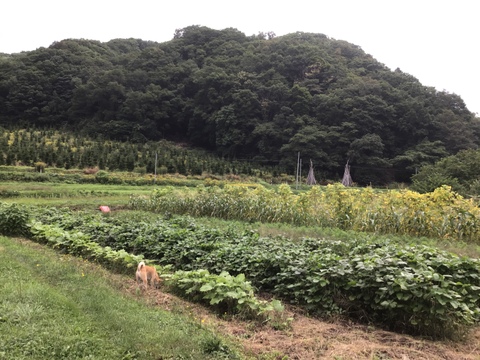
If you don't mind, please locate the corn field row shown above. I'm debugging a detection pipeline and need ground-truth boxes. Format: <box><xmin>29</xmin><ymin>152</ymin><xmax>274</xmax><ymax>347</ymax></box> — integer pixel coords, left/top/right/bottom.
<box><xmin>129</xmin><ymin>184</ymin><xmax>480</xmax><ymax>242</ymax></box>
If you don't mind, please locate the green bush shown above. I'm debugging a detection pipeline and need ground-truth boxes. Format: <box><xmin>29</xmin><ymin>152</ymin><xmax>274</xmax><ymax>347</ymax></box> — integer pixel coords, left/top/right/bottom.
<box><xmin>166</xmin><ymin>269</ymin><xmax>283</xmax><ymax>319</ymax></box>
<box><xmin>95</xmin><ymin>170</ymin><xmax>110</xmax><ymax>184</ymax></box>
<box><xmin>0</xmin><ymin>202</ymin><xmax>30</xmax><ymax>236</ymax></box>
<box><xmin>412</xmin><ymin>149</ymin><xmax>480</xmax><ymax>196</ymax></box>
<box><xmin>28</xmin><ymin>222</ymin><xmax>143</xmax><ymax>273</ymax></box>
<box><xmin>410</xmin><ymin>166</ymin><xmax>464</xmax><ymax>194</ymax></box>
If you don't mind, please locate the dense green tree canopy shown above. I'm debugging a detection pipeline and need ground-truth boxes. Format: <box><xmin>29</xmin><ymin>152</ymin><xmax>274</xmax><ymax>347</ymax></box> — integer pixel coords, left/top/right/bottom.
<box><xmin>1</xmin><ymin>26</ymin><xmax>479</xmax><ymax>184</ymax></box>
<box><xmin>411</xmin><ymin>148</ymin><xmax>480</xmax><ymax>196</ymax></box>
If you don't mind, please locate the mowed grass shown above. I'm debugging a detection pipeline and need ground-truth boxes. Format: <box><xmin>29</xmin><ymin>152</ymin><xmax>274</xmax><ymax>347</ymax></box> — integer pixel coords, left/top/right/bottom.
<box><xmin>0</xmin><ymin>236</ymin><xmax>242</xmax><ymax>360</ymax></box>
<box><xmin>0</xmin><ymin>182</ymin><xmax>154</xmax><ymax>208</ymax></box>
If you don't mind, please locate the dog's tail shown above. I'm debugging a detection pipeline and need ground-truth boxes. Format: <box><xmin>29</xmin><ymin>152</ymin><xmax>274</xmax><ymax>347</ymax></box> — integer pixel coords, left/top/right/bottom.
<box><xmin>137</xmin><ymin>261</ymin><xmax>145</xmax><ymax>271</ymax></box>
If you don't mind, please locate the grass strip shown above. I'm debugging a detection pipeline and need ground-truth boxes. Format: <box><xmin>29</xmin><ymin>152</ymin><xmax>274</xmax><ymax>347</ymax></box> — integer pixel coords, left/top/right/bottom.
<box><xmin>0</xmin><ymin>236</ymin><xmax>241</xmax><ymax>360</ymax></box>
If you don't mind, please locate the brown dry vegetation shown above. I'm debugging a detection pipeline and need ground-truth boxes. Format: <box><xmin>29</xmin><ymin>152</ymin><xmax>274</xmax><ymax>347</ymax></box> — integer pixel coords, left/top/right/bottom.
<box><xmin>117</xmin><ymin>278</ymin><xmax>480</xmax><ymax>360</ymax></box>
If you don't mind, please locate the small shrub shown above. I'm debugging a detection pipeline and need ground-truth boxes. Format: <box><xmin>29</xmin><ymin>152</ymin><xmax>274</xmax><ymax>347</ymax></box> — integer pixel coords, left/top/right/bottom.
<box><xmin>134</xmin><ymin>166</ymin><xmax>147</xmax><ymax>174</ymax></box>
<box><xmin>165</xmin><ymin>269</ymin><xmax>283</xmax><ymax>320</ymax></box>
<box><xmin>34</xmin><ymin>161</ymin><xmax>47</xmax><ymax>173</ymax></box>
<box><xmin>0</xmin><ymin>202</ymin><xmax>30</xmax><ymax>236</ymax></box>
<box><xmin>95</xmin><ymin>170</ymin><xmax>110</xmax><ymax>183</ymax></box>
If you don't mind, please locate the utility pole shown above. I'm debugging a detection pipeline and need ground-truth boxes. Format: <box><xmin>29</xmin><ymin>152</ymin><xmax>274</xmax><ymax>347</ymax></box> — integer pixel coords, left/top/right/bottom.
<box><xmin>295</xmin><ymin>152</ymin><xmax>300</xmax><ymax>189</ymax></box>
<box><xmin>154</xmin><ymin>152</ymin><xmax>158</xmax><ymax>184</ymax></box>
<box><xmin>299</xmin><ymin>158</ymin><xmax>302</xmax><ymax>185</ymax></box>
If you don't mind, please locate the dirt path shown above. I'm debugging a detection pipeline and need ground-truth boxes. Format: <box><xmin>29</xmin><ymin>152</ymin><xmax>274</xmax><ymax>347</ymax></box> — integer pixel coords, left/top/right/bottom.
<box><xmin>118</xmin><ymin>280</ymin><xmax>480</xmax><ymax>360</ymax></box>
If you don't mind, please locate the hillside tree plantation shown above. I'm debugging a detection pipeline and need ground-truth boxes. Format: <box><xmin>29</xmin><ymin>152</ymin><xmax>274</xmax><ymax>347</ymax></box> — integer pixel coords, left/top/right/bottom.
<box><xmin>1</xmin><ymin>25</ymin><xmax>479</xmax><ymax>185</ymax></box>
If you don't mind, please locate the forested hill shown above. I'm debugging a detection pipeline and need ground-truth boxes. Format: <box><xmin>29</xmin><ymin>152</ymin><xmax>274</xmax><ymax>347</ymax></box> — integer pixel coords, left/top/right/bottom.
<box><xmin>1</xmin><ymin>25</ymin><xmax>479</xmax><ymax>184</ymax></box>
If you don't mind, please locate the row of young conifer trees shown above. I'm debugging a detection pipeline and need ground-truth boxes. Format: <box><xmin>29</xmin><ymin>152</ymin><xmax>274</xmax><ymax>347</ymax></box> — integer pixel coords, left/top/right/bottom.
<box><xmin>0</xmin><ymin>128</ymin><xmax>286</xmax><ymax>178</ymax></box>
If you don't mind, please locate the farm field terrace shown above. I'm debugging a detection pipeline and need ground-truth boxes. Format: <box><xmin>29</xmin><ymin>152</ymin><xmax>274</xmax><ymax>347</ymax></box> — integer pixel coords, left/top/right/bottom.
<box><xmin>2</xmin><ymin>212</ymin><xmax>480</xmax><ymax>359</ymax></box>
<box><xmin>2</xmin><ymin>181</ymin><xmax>480</xmax><ymax>340</ymax></box>
<box><xmin>0</xmin><ymin>181</ymin><xmax>154</xmax><ymax>208</ymax></box>
<box><xmin>4</xmin><ymin>180</ymin><xmax>480</xmax><ymax>258</ymax></box>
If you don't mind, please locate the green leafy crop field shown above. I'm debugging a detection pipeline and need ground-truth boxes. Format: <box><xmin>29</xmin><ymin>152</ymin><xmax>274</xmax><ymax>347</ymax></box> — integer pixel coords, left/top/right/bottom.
<box><xmin>2</xmin><ymin>180</ymin><xmax>480</xmax><ymax>358</ymax></box>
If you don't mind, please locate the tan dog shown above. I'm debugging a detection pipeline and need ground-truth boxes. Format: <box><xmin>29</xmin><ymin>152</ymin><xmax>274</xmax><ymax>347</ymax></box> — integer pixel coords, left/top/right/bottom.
<box><xmin>136</xmin><ymin>261</ymin><xmax>161</xmax><ymax>289</ymax></box>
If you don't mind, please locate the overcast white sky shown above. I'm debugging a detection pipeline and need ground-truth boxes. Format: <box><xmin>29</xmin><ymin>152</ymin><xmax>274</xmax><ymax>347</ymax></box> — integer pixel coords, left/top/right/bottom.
<box><xmin>1</xmin><ymin>0</ymin><xmax>479</xmax><ymax>115</ymax></box>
